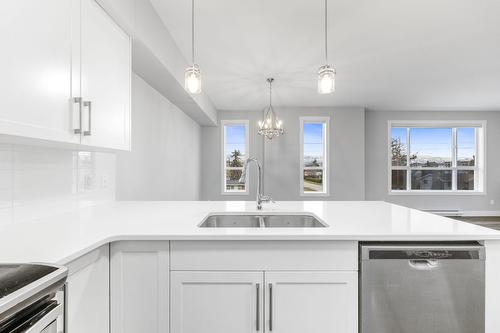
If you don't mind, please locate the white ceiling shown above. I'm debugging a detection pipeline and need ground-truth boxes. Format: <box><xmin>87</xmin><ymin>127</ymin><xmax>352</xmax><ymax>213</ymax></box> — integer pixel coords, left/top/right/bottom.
<box><xmin>151</xmin><ymin>0</ymin><xmax>500</xmax><ymax>111</ymax></box>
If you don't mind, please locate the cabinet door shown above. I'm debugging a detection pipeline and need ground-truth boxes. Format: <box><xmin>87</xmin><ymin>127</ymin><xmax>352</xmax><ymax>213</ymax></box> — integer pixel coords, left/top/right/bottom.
<box><xmin>0</xmin><ymin>0</ymin><xmax>80</xmax><ymax>143</ymax></box>
<box><xmin>265</xmin><ymin>271</ymin><xmax>357</xmax><ymax>333</ymax></box>
<box><xmin>110</xmin><ymin>241</ymin><xmax>169</xmax><ymax>333</ymax></box>
<box><xmin>80</xmin><ymin>0</ymin><xmax>131</xmax><ymax>150</ymax></box>
<box><xmin>171</xmin><ymin>271</ymin><xmax>263</xmax><ymax>333</ymax></box>
<box><xmin>66</xmin><ymin>245</ymin><xmax>109</xmax><ymax>333</ymax></box>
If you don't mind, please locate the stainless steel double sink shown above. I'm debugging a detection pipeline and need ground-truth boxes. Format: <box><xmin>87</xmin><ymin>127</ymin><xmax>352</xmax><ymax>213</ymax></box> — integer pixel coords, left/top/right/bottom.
<box><xmin>199</xmin><ymin>214</ymin><xmax>327</xmax><ymax>228</ymax></box>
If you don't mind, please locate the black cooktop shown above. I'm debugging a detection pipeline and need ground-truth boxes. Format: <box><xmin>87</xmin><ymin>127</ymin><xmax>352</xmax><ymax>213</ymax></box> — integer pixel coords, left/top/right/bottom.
<box><xmin>0</xmin><ymin>264</ymin><xmax>58</xmax><ymax>299</ymax></box>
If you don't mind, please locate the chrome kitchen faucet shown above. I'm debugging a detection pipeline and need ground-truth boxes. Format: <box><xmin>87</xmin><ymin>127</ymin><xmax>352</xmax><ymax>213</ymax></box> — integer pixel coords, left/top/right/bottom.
<box><xmin>239</xmin><ymin>157</ymin><xmax>273</xmax><ymax>210</ymax></box>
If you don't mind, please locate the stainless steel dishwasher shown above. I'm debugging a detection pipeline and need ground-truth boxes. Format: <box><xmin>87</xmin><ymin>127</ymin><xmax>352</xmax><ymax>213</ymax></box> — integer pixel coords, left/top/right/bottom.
<box><xmin>360</xmin><ymin>243</ymin><xmax>485</xmax><ymax>333</ymax></box>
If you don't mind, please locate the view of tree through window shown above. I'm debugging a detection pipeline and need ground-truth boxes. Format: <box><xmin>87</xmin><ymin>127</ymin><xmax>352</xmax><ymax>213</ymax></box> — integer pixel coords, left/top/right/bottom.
<box><xmin>302</xmin><ymin>120</ymin><xmax>327</xmax><ymax>194</ymax></box>
<box><xmin>390</xmin><ymin>125</ymin><xmax>479</xmax><ymax>192</ymax></box>
<box><xmin>223</xmin><ymin>123</ymin><xmax>247</xmax><ymax>192</ymax></box>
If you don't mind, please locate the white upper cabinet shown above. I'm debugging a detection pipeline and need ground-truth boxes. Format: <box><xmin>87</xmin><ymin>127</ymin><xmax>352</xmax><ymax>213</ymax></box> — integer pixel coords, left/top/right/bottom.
<box><xmin>0</xmin><ymin>0</ymin><xmax>79</xmax><ymax>143</ymax></box>
<box><xmin>0</xmin><ymin>0</ymin><xmax>131</xmax><ymax>150</ymax></box>
<box><xmin>80</xmin><ymin>0</ymin><xmax>131</xmax><ymax>150</ymax></box>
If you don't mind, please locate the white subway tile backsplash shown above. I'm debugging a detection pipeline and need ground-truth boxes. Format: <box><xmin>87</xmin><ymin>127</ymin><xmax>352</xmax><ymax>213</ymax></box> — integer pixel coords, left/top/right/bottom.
<box><xmin>0</xmin><ymin>170</ymin><xmax>13</xmax><ymax>209</ymax></box>
<box><xmin>13</xmin><ymin>168</ymin><xmax>76</xmax><ymax>205</ymax></box>
<box><xmin>0</xmin><ymin>144</ymin><xmax>115</xmax><ymax>224</ymax></box>
<box><xmin>0</xmin><ymin>144</ymin><xmax>13</xmax><ymax>170</ymax></box>
<box><xmin>13</xmin><ymin>146</ymin><xmax>74</xmax><ymax>171</ymax></box>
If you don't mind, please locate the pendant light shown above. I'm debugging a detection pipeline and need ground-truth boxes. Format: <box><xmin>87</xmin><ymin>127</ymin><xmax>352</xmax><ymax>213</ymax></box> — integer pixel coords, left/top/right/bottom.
<box><xmin>258</xmin><ymin>78</ymin><xmax>284</xmax><ymax>140</ymax></box>
<box><xmin>185</xmin><ymin>0</ymin><xmax>201</xmax><ymax>94</ymax></box>
<box><xmin>317</xmin><ymin>0</ymin><xmax>336</xmax><ymax>94</ymax></box>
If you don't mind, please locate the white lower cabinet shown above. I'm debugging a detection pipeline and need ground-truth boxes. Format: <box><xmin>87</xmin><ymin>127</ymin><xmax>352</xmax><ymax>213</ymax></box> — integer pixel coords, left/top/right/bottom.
<box><xmin>170</xmin><ymin>271</ymin><xmax>263</xmax><ymax>333</ymax></box>
<box><xmin>110</xmin><ymin>241</ymin><xmax>169</xmax><ymax>333</ymax></box>
<box><xmin>65</xmin><ymin>245</ymin><xmax>110</xmax><ymax>333</ymax></box>
<box><xmin>265</xmin><ymin>271</ymin><xmax>358</xmax><ymax>333</ymax></box>
<box><xmin>104</xmin><ymin>240</ymin><xmax>357</xmax><ymax>333</ymax></box>
<box><xmin>170</xmin><ymin>271</ymin><xmax>357</xmax><ymax>333</ymax></box>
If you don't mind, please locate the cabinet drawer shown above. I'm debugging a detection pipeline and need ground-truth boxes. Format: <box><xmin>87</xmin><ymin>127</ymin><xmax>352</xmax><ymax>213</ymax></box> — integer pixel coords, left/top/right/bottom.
<box><xmin>170</xmin><ymin>241</ymin><xmax>358</xmax><ymax>271</ymax></box>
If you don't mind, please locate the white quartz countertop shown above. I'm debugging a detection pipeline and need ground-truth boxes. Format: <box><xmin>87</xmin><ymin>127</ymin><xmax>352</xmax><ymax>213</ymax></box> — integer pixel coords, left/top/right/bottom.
<box><xmin>1</xmin><ymin>201</ymin><xmax>499</xmax><ymax>265</ymax></box>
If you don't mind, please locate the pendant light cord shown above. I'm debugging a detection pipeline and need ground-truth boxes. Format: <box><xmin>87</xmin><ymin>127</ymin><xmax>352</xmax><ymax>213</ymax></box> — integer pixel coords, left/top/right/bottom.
<box><xmin>324</xmin><ymin>0</ymin><xmax>328</xmax><ymax>64</ymax></box>
<box><xmin>269</xmin><ymin>80</ymin><xmax>272</xmax><ymax>107</ymax></box>
<box><xmin>191</xmin><ymin>0</ymin><xmax>195</xmax><ymax>64</ymax></box>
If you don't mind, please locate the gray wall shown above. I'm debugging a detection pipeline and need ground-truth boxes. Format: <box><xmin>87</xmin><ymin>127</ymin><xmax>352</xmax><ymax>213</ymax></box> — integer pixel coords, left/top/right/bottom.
<box><xmin>365</xmin><ymin>110</ymin><xmax>500</xmax><ymax>211</ymax></box>
<box><xmin>117</xmin><ymin>74</ymin><xmax>202</xmax><ymax>200</ymax></box>
<box><xmin>201</xmin><ymin>107</ymin><xmax>365</xmax><ymax>201</ymax></box>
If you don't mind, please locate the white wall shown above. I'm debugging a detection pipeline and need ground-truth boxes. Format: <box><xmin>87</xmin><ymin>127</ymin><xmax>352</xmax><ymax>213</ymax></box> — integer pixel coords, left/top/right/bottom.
<box><xmin>116</xmin><ymin>74</ymin><xmax>202</xmax><ymax>200</ymax></box>
<box><xmin>365</xmin><ymin>110</ymin><xmax>500</xmax><ymax>212</ymax></box>
<box><xmin>201</xmin><ymin>107</ymin><xmax>365</xmax><ymax>201</ymax></box>
<box><xmin>0</xmin><ymin>144</ymin><xmax>115</xmax><ymax>225</ymax></box>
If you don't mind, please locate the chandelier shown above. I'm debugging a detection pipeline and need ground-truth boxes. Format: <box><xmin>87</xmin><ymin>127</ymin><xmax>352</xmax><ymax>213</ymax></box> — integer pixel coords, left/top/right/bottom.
<box><xmin>258</xmin><ymin>78</ymin><xmax>284</xmax><ymax>140</ymax></box>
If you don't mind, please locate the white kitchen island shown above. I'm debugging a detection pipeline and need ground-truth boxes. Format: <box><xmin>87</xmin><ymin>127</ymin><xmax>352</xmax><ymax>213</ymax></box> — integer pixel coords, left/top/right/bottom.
<box><xmin>1</xmin><ymin>200</ymin><xmax>500</xmax><ymax>333</ymax></box>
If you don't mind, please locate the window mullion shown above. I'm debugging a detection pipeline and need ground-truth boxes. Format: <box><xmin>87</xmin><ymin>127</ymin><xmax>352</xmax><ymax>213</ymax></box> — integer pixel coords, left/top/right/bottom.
<box><xmin>452</xmin><ymin>128</ymin><xmax>457</xmax><ymax>191</ymax></box>
<box><xmin>406</xmin><ymin>127</ymin><xmax>411</xmax><ymax>191</ymax></box>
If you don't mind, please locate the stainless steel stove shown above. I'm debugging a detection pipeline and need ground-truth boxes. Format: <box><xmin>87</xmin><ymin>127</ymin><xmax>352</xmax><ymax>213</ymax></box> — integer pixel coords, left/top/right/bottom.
<box><xmin>0</xmin><ymin>264</ymin><xmax>67</xmax><ymax>333</ymax></box>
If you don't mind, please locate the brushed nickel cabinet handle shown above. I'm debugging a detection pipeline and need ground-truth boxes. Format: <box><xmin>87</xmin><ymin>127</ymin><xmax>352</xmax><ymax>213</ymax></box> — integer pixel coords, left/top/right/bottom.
<box><xmin>269</xmin><ymin>283</ymin><xmax>273</xmax><ymax>331</ymax></box>
<box><xmin>256</xmin><ymin>283</ymin><xmax>260</xmax><ymax>331</ymax></box>
<box><xmin>83</xmin><ymin>101</ymin><xmax>92</xmax><ymax>136</ymax></box>
<box><xmin>72</xmin><ymin>97</ymin><xmax>82</xmax><ymax>134</ymax></box>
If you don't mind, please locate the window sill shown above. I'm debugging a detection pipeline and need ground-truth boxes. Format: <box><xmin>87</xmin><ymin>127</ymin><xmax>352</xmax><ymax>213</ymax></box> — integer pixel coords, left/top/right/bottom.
<box><xmin>300</xmin><ymin>192</ymin><xmax>329</xmax><ymax>197</ymax></box>
<box><xmin>221</xmin><ymin>191</ymin><xmax>249</xmax><ymax>196</ymax></box>
<box><xmin>388</xmin><ymin>190</ymin><xmax>486</xmax><ymax>196</ymax></box>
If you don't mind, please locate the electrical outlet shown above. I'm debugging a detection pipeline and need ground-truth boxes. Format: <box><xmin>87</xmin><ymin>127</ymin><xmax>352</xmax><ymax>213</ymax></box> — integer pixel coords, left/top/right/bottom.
<box><xmin>490</xmin><ymin>199</ymin><xmax>495</xmax><ymax>205</ymax></box>
<box><xmin>101</xmin><ymin>175</ymin><xmax>109</xmax><ymax>189</ymax></box>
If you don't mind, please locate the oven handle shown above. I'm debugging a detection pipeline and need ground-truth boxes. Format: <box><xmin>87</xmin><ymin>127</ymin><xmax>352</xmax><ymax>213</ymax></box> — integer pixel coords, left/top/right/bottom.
<box><xmin>24</xmin><ymin>303</ymin><xmax>63</xmax><ymax>333</ymax></box>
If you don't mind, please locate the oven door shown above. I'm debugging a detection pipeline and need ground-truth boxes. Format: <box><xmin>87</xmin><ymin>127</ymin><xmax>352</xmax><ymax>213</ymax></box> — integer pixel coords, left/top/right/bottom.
<box><xmin>21</xmin><ymin>302</ymin><xmax>63</xmax><ymax>333</ymax></box>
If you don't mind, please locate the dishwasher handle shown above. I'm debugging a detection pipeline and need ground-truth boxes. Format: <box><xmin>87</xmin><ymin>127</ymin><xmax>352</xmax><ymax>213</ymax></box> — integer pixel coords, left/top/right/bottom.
<box><xmin>408</xmin><ymin>259</ymin><xmax>440</xmax><ymax>270</ymax></box>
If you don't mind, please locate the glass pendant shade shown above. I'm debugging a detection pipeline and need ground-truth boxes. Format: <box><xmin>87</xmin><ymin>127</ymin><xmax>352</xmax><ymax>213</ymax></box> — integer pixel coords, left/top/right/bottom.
<box><xmin>317</xmin><ymin>0</ymin><xmax>336</xmax><ymax>94</ymax></box>
<box><xmin>318</xmin><ymin>65</ymin><xmax>336</xmax><ymax>94</ymax></box>
<box><xmin>185</xmin><ymin>64</ymin><xmax>201</xmax><ymax>94</ymax></box>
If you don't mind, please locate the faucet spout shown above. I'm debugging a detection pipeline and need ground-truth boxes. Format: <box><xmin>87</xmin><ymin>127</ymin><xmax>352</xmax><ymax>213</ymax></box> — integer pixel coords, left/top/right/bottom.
<box><xmin>239</xmin><ymin>157</ymin><xmax>272</xmax><ymax>210</ymax></box>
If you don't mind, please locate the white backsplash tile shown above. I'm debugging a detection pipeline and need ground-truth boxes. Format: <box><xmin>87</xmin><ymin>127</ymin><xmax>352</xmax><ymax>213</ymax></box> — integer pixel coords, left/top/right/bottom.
<box><xmin>0</xmin><ymin>144</ymin><xmax>13</xmax><ymax>170</ymax></box>
<box><xmin>13</xmin><ymin>168</ymin><xmax>76</xmax><ymax>205</ymax></box>
<box><xmin>13</xmin><ymin>145</ymin><xmax>74</xmax><ymax>171</ymax></box>
<box><xmin>0</xmin><ymin>144</ymin><xmax>116</xmax><ymax>224</ymax></box>
<box><xmin>0</xmin><ymin>170</ymin><xmax>13</xmax><ymax>209</ymax></box>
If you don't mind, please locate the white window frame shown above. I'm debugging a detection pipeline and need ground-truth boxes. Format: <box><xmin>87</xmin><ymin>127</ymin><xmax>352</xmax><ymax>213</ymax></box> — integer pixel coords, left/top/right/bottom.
<box><xmin>221</xmin><ymin>120</ymin><xmax>249</xmax><ymax>195</ymax></box>
<box><xmin>388</xmin><ymin>120</ymin><xmax>486</xmax><ymax>195</ymax></box>
<box><xmin>300</xmin><ymin>117</ymin><xmax>329</xmax><ymax>196</ymax></box>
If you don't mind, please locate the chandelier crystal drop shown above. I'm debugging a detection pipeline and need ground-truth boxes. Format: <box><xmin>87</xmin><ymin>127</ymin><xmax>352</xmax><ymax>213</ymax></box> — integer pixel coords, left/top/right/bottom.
<box><xmin>258</xmin><ymin>78</ymin><xmax>284</xmax><ymax>140</ymax></box>
<box><xmin>317</xmin><ymin>0</ymin><xmax>336</xmax><ymax>94</ymax></box>
<box><xmin>185</xmin><ymin>0</ymin><xmax>201</xmax><ymax>94</ymax></box>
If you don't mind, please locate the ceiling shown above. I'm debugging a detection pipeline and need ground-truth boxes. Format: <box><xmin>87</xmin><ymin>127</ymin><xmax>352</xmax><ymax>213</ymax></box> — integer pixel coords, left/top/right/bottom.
<box><xmin>151</xmin><ymin>0</ymin><xmax>500</xmax><ymax>111</ymax></box>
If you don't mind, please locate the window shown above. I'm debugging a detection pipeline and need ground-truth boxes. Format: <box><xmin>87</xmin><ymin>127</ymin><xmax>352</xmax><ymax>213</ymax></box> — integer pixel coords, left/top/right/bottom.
<box><xmin>300</xmin><ymin>117</ymin><xmax>329</xmax><ymax>195</ymax></box>
<box><xmin>222</xmin><ymin>120</ymin><xmax>249</xmax><ymax>194</ymax></box>
<box><xmin>389</xmin><ymin>121</ymin><xmax>485</xmax><ymax>193</ymax></box>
